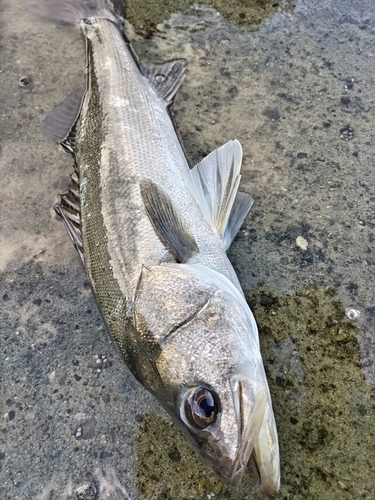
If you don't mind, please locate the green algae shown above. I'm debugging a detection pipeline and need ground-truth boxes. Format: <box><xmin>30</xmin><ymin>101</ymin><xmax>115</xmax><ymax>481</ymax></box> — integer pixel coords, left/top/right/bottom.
<box><xmin>126</xmin><ymin>0</ymin><xmax>297</xmax><ymax>36</ymax></box>
<box><xmin>136</xmin><ymin>287</ymin><xmax>375</xmax><ymax>499</ymax></box>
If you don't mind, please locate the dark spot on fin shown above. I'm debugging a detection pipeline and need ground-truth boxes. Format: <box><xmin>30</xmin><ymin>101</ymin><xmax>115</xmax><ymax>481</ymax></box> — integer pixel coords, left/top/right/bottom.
<box><xmin>41</xmin><ymin>89</ymin><xmax>84</xmax><ymax>152</ymax></box>
<box><xmin>141</xmin><ymin>59</ymin><xmax>186</xmax><ymax>103</ymax></box>
<box><xmin>140</xmin><ymin>180</ymin><xmax>198</xmax><ymax>263</ymax></box>
<box><xmin>55</xmin><ymin>169</ymin><xmax>84</xmax><ymax>263</ymax></box>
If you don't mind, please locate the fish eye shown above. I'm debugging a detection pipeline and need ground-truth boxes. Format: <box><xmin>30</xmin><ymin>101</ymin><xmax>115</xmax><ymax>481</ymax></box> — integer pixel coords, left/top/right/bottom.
<box><xmin>184</xmin><ymin>387</ymin><xmax>220</xmax><ymax>429</ymax></box>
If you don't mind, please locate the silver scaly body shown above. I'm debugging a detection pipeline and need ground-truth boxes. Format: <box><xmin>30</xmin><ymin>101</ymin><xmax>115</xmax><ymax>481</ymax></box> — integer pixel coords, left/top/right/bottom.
<box><xmin>37</xmin><ymin>0</ymin><xmax>280</xmax><ymax>494</ymax></box>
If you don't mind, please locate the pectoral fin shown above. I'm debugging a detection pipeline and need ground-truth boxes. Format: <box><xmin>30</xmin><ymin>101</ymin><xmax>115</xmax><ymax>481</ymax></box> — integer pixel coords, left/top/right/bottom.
<box><xmin>189</xmin><ymin>139</ymin><xmax>253</xmax><ymax>250</ymax></box>
<box><xmin>140</xmin><ymin>180</ymin><xmax>198</xmax><ymax>263</ymax></box>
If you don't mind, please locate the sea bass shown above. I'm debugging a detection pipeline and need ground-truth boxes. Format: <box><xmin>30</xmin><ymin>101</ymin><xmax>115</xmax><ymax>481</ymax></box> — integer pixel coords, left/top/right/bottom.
<box><xmin>37</xmin><ymin>0</ymin><xmax>280</xmax><ymax>494</ymax></box>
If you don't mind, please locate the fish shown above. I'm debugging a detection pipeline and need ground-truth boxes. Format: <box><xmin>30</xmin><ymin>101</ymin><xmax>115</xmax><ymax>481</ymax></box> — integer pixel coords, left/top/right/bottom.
<box><xmin>35</xmin><ymin>0</ymin><xmax>280</xmax><ymax>494</ymax></box>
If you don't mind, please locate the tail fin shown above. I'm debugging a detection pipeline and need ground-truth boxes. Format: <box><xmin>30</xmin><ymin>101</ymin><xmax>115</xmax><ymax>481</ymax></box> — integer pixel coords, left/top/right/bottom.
<box><xmin>26</xmin><ymin>0</ymin><xmax>126</xmax><ymax>26</ymax></box>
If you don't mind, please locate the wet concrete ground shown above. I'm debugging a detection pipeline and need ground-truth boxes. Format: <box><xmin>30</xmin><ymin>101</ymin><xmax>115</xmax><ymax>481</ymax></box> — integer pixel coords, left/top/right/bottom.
<box><xmin>1</xmin><ymin>0</ymin><xmax>375</xmax><ymax>499</ymax></box>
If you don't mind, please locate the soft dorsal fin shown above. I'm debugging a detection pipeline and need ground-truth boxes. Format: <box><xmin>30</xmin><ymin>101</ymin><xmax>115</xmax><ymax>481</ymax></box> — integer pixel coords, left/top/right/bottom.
<box><xmin>140</xmin><ymin>180</ymin><xmax>198</xmax><ymax>263</ymax></box>
<box><xmin>41</xmin><ymin>89</ymin><xmax>84</xmax><ymax>152</ymax></box>
<box><xmin>141</xmin><ymin>59</ymin><xmax>186</xmax><ymax>103</ymax></box>
<box><xmin>189</xmin><ymin>139</ymin><xmax>253</xmax><ymax>250</ymax></box>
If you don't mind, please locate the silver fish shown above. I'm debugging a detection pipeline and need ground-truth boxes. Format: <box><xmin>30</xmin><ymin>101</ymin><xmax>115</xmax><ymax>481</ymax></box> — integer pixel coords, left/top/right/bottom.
<box><xmin>37</xmin><ymin>0</ymin><xmax>280</xmax><ymax>494</ymax></box>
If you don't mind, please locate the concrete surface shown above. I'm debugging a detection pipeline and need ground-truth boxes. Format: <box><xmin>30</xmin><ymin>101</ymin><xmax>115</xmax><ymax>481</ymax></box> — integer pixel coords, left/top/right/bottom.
<box><xmin>1</xmin><ymin>0</ymin><xmax>374</xmax><ymax>499</ymax></box>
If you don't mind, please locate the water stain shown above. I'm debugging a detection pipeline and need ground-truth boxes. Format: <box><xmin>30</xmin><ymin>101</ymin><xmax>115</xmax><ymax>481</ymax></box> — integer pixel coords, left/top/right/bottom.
<box><xmin>136</xmin><ymin>287</ymin><xmax>375</xmax><ymax>500</ymax></box>
<box><xmin>127</xmin><ymin>0</ymin><xmax>297</xmax><ymax>36</ymax></box>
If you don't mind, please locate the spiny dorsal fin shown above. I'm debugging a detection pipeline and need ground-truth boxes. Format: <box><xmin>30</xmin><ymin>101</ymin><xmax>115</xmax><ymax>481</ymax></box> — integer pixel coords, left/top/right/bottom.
<box><xmin>41</xmin><ymin>89</ymin><xmax>84</xmax><ymax>151</ymax></box>
<box><xmin>189</xmin><ymin>139</ymin><xmax>253</xmax><ymax>250</ymax></box>
<box><xmin>140</xmin><ymin>180</ymin><xmax>198</xmax><ymax>263</ymax></box>
<box><xmin>141</xmin><ymin>59</ymin><xmax>186</xmax><ymax>103</ymax></box>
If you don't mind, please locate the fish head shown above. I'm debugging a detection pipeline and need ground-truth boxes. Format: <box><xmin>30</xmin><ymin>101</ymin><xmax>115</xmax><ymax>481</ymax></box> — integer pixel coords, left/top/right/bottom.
<box><xmin>135</xmin><ymin>263</ymin><xmax>280</xmax><ymax>493</ymax></box>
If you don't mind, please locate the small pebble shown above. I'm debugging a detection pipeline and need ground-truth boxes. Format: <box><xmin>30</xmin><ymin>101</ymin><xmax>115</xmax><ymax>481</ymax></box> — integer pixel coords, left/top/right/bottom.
<box><xmin>339</xmin><ymin>125</ymin><xmax>354</xmax><ymax>140</ymax></box>
<box><xmin>345</xmin><ymin>308</ymin><xmax>360</xmax><ymax>320</ymax></box>
<box><xmin>18</xmin><ymin>75</ymin><xmax>33</xmax><ymax>88</ymax></box>
<box><xmin>75</xmin><ymin>481</ymin><xmax>97</xmax><ymax>500</ymax></box>
<box><xmin>296</xmin><ymin>236</ymin><xmax>308</xmax><ymax>250</ymax></box>
<box><xmin>341</xmin><ymin>96</ymin><xmax>351</xmax><ymax>105</ymax></box>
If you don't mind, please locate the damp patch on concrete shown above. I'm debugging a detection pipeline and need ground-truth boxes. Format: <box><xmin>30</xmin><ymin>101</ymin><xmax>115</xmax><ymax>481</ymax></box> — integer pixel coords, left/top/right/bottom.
<box><xmin>127</xmin><ymin>0</ymin><xmax>297</xmax><ymax>36</ymax></box>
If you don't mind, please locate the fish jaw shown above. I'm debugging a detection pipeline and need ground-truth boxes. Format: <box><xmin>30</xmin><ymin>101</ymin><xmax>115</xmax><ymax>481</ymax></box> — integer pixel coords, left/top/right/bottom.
<box><xmin>250</xmin><ymin>393</ymin><xmax>281</xmax><ymax>496</ymax></box>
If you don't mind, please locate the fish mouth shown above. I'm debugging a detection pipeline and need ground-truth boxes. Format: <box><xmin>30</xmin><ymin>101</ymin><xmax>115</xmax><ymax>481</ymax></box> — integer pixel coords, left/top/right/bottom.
<box><xmin>217</xmin><ymin>375</ymin><xmax>267</xmax><ymax>487</ymax></box>
<box><xmin>226</xmin><ymin>376</ymin><xmax>280</xmax><ymax>496</ymax></box>
<box><xmin>249</xmin><ymin>395</ymin><xmax>281</xmax><ymax>497</ymax></box>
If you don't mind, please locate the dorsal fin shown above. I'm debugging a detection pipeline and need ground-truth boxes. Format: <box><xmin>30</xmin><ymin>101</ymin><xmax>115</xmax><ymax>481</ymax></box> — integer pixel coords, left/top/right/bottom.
<box><xmin>189</xmin><ymin>140</ymin><xmax>253</xmax><ymax>250</ymax></box>
<box><xmin>140</xmin><ymin>180</ymin><xmax>198</xmax><ymax>263</ymax></box>
<box><xmin>41</xmin><ymin>89</ymin><xmax>84</xmax><ymax>152</ymax></box>
<box><xmin>141</xmin><ymin>59</ymin><xmax>186</xmax><ymax>103</ymax></box>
